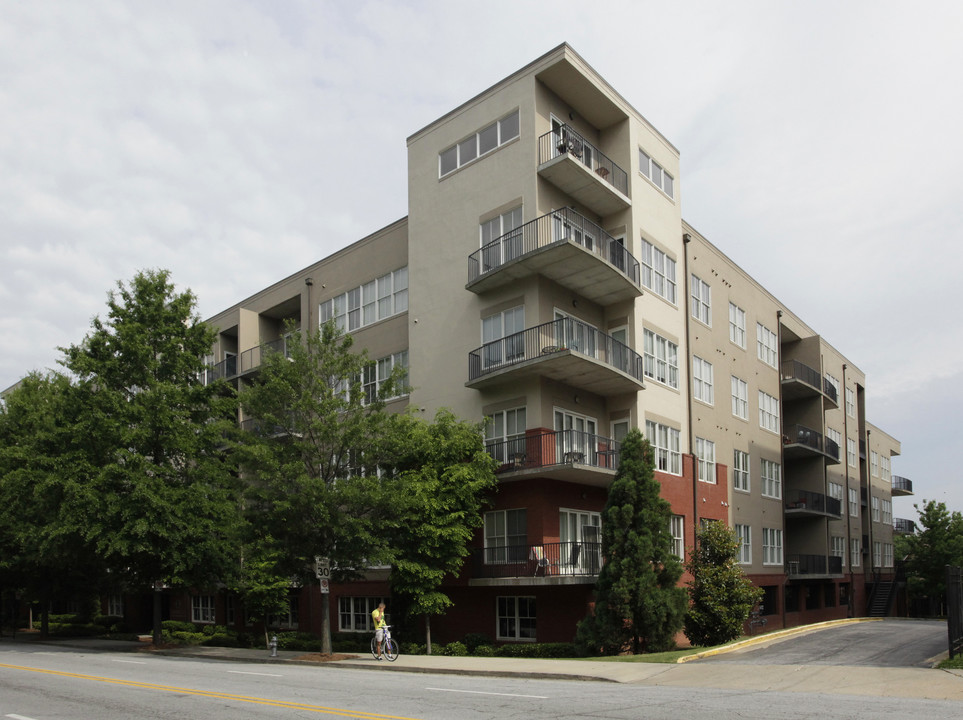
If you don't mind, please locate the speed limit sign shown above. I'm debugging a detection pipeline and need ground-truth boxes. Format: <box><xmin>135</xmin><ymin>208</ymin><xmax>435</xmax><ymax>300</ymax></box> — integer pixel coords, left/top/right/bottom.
<box><xmin>314</xmin><ymin>556</ymin><xmax>330</xmax><ymax>579</ymax></box>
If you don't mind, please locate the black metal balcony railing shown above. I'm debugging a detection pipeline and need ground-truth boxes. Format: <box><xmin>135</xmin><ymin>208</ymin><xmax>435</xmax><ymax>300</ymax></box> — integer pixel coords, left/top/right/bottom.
<box><xmin>468</xmin><ymin>317</ymin><xmax>644</xmax><ymax>384</ymax></box>
<box><xmin>822</xmin><ymin>376</ymin><xmax>839</xmax><ymax>404</ymax></box>
<box><xmin>894</xmin><ymin>518</ymin><xmax>917</xmax><ymax>534</ymax></box>
<box><xmin>783</xmin><ymin>423</ymin><xmax>839</xmax><ymax>462</ymax></box>
<box><xmin>785</xmin><ymin>489</ymin><xmax>842</xmax><ymax>517</ymax></box>
<box><xmin>781</xmin><ymin>359</ymin><xmax>821</xmax><ymax>392</ymax></box>
<box><xmin>786</xmin><ymin>554</ymin><xmax>843</xmax><ymax>576</ymax></box>
<box><xmin>537</xmin><ymin>125</ymin><xmax>628</xmax><ymax>196</ymax></box>
<box><xmin>202</xmin><ymin>337</ymin><xmax>294</xmax><ymax>385</ymax></box>
<box><xmin>467</xmin><ymin>207</ymin><xmax>641</xmax><ymax>286</ymax></box>
<box><xmin>471</xmin><ymin>541</ymin><xmax>602</xmax><ymax>579</ymax></box>
<box><xmin>486</xmin><ymin>428</ymin><xmax>621</xmax><ymax>473</ymax></box>
<box><xmin>892</xmin><ymin>475</ymin><xmax>914</xmax><ymax>494</ymax></box>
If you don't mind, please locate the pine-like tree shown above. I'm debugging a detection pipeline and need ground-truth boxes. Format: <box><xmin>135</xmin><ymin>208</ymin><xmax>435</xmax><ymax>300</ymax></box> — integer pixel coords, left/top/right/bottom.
<box><xmin>576</xmin><ymin>428</ymin><xmax>687</xmax><ymax>654</ymax></box>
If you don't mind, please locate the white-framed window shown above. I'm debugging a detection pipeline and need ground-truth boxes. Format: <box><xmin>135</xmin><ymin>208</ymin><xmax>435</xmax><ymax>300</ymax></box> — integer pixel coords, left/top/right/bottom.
<box><xmin>757</xmin><ymin>323</ymin><xmax>778</xmax><ymax>368</ymax></box>
<box><xmin>479</xmin><ymin>206</ymin><xmax>524</xmax><ymax>272</ymax></box>
<box><xmin>847</xmin><ymin>438</ymin><xmax>857</xmax><ymax>468</ymax></box>
<box><xmin>733</xmin><ymin>449</ymin><xmax>750</xmax><ymax>492</ymax></box>
<box><xmin>640</xmin><ymin>238</ymin><xmax>677</xmax><ymax>303</ymax></box>
<box><xmin>884</xmin><ymin>543</ymin><xmax>894</xmax><ymax>568</ymax></box>
<box><xmin>870</xmin><ymin>450</ymin><xmax>878</xmax><ymax>477</ymax></box>
<box><xmin>338</xmin><ymin>596</ymin><xmax>388</xmax><ymax>632</ymax></box>
<box><xmin>192</xmin><ymin>595</ymin><xmax>215</xmax><ymax>624</ymax></box>
<box><xmin>873</xmin><ymin>541</ymin><xmax>882</xmax><ymax>567</ymax></box>
<box><xmin>643</xmin><ymin>329</ymin><xmax>679</xmax><ymax>389</ymax></box>
<box><xmin>497</xmin><ymin>596</ymin><xmax>536</xmax><ymax>641</ymax></box>
<box><xmin>851</xmin><ymin>538</ymin><xmax>861</xmax><ymax>567</ymax></box>
<box><xmin>831</xmin><ymin>536</ymin><xmax>846</xmax><ymax>567</ymax></box>
<box><xmin>882</xmin><ymin>499</ymin><xmax>892</xmax><ymax>524</ymax></box>
<box><xmin>440</xmin><ymin>109</ymin><xmax>519</xmax><ymax>177</ymax></box>
<box><xmin>758</xmin><ymin>390</ymin><xmax>779</xmax><ymax>433</ymax></box>
<box><xmin>361</xmin><ymin>350</ymin><xmax>409</xmax><ymax>404</ymax></box>
<box><xmin>320</xmin><ymin>267</ymin><xmax>408</xmax><ymax>332</ymax></box>
<box><xmin>645</xmin><ymin>420</ymin><xmax>682</xmax><ymax>475</ymax></box>
<box><xmin>670</xmin><ymin>515</ymin><xmax>685</xmax><ymax>560</ymax></box>
<box><xmin>638</xmin><ymin>148</ymin><xmax>674</xmax><ymax>198</ymax></box>
<box><xmin>735</xmin><ymin>524</ymin><xmax>752</xmax><ymax>564</ymax></box>
<box><xmin>484</xmin><ymin>509</ymin><xmax>527</xmax><ymax>564</ymax></box>
<box><xmin>695</xmin><ymin>437</ymin><xmax>716</xmax><ymax>484</ymax></box>
<box><xmin>872</xmin><ymin>496</ymin><xmax>880</xmax><ymax>521</ymax></box>
<box><xmin>827</xmin><ymin>427</ymin><xmax>842</xmax><ymax>447</ymax></box>
<box><xmin>482</xmin><ymin>306</ymin><xmax>525</xmax><ymax>367</ymax></box>
<box><xmin>762</xmin><ymin>528</ymin><xmax>783</xmax><ymax>566</ymax></box>
<box><xmin>880</xmin><ymin>455</ymin><xmax>890</xmax><ymax>481</ymax></box>
<box><xmin>690</xmin><ymin>274</ymin><xmax>711</xmax><ymax>326</ymax></box>
<box><xmin>846</xmin><ymin>387</ymin><xmax>855</xmax><ymax>418</ymax></box>
<box><xmin>267</xmin><ymin>596</ymin><xmax>300</xmax><ymax>629</ymax></box>
<box><xmin>485</xmin><ymin>407</ymin><xmax>527</xmax><ymax>463</ymax></box>
<box><xmin>828</xmin><ymin>481</ymin><xmax>843</xmax><ymax>505</ymax></box>
<box><xmin>554</xmin><ymin>409</ymin><xmax>597</xmax><ymax>464</ymax></box>
<box><xmin>107</xmin><ymin>594</ymin><xmax>124</xmax><ymax>618</ymax></box>
<box><xmin>761</xmin><ymin>458</ymin><xmax>781</xmax><ymax>499</ymax></box>
<box><xmin>692</xmin><ymin>356</ymin><xmax>714</xmax><ymax>405</ymax></box>
<box><xmin>731</xmin><ymin>376</ymin><xmax>749</xmax><ymax>420</ymax></box>
<box><xmin>729</xmin><ymin>302</ymin><xmax>746</xmax><ymax>348</ymax></box>
<box><xmin>849</xmin><ymin>487</ymin><xmax>859</xmax><ymax>517</ymax></box>
<box><xmin>826</xmin><ymin>373</ymin><xmax>839</xmax><ymax>398</ymax></box>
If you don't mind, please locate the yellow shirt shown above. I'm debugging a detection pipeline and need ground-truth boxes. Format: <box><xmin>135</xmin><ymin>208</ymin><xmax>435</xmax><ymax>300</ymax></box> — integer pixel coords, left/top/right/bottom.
<box><xmin>372</xmin><ymin>608</ymin><xmax>386</xmax><ymax>629</ymax></box>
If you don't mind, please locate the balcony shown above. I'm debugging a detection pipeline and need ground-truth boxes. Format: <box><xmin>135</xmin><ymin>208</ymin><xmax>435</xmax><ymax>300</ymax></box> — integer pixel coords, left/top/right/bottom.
<box><xmin>467</xmin><ymin>208</ymin><xmax>641</xmax><ymax>305</ymax></box>
<box><xmin>892</xmin><ymin>475</ymin><xmax>914</xmax><ymax>496</ymax></box>
<box><xmin>786</xmin><ymin>554</ymin><xmax>844</xmax><ymax>578</ymax></box>
<box><xmin>486</xmin><ymin>428</ymin><xmax>620</xmax><ymax>486</ymax></box>
<box><xmin>467</xmin><ymin>317</ymin><xmax>645</xmax><ymax>397</ymax></box>
<box><xmin>894</xmin><ymin>517</ymin><xmax>917</xmax><ymax>534</ymax></box>
<box><xmin>201</xmin><ymin>337</ymin><xmax>293</xmax><ymax>385</ymax></box>
<box><xmin>781</xmin><ymin>359</ymin><xmax>837</xmax><ymax>407</ymax></box>
<box><xmin>470</xmin><ymin>541</ymin><xmax>601</xmax><ymax>583</ymax></box>
<box><xmin>785</xmin><ymin>489</ymin><xmax>842</xmax><ymax>519</ymax></box>
<box><xmin>537</xmin><ymin>126</ymin><xmax>630</xmax><ymax>216</ymax></box>
<box><xmin>782</xmin><ymin>424</ymin><xmax>840</xmax><ymax>464</ymax></box>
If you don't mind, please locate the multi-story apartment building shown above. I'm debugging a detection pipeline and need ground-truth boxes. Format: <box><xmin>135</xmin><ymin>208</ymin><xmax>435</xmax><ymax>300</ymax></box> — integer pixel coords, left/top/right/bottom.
<box><xmin>198</xmin><ymin>44</ymin><xmax>912</xmax><ymax>643</ymax></box>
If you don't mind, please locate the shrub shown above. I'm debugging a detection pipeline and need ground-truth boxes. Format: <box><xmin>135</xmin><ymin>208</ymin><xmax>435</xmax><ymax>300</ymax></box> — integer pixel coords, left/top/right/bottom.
<box><xmin>463</xmin><ymin>633</ymin><xmax>493</xmax><ymax>654</ymax></box>
<box><xmin>161</xmin><ymin>620</ymin><xmax>197</xmax><ymax>633</ymax></box>
<box><xmin>441</xmin><ymin>641</ymin><xmax>468</xmax><ymax>656</ymax></box>
<box><xmin>472</xmin><ymin>644</ymin><xmax>496</xmax><ymax>657</ymax></box>
<box><xmin>401</xmin><ymin>642</ymin><xmax>425</xmax><ymax>655</ymax></box>
<box><xmin>494</xmin><ymin>642</ymin><xmax>577</xmax><ymax>658</ymax></box>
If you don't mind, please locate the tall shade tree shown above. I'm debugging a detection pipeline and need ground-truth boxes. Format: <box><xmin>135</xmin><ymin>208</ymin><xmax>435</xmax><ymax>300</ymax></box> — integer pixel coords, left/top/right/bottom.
<box><xmin>576</xmin><ymin>429</ymin><xmax>687</xmax><ymax>655</ymax></box>
<box><xmin>60</xmin><ymin>269</ymin><xmax>239</xmax><ymax>646</ymax></box>
<box><xmin>236</xmin><ymin>321</ymin><xmax>404</xmax><ymax>654</ymax></box>
<box><xmin>388</xmin><ymin>410</ymin><xmax>497</xmax><ymax>654</ymax></box>
<box><xmin>684</xmin><ymin>521</ymin><xmax>762</xmax><ymax>647</ymax></box>
<box><xmin>897</xmin><ymin>499</ymin><xmax>963</xmax><ymax>616</ymax></box>
<box><xmin>0</xmin><ymin>372</ymin><xmax>107</xmax><ymax>635</ymax></box>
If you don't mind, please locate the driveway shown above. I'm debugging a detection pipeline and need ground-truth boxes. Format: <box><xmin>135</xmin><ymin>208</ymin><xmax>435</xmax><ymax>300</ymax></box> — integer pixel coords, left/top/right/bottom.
<box><xmin>699</xmin><ymin>619</ymin><xmax>947</xmax><ymax>667</ymax></box>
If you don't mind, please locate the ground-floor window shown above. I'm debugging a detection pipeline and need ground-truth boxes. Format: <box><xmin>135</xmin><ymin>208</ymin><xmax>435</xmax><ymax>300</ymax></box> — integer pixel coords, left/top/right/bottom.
<box><xmin>760</xmin><ymin>585</ymin><xmax>778</xmax><ymax>615</ymax></box>
<box><xmin>192</xmin><ymin>595</ymin><xmax>215</xmax><ymax>624</ymax></box>
<box><xmin>671</xmin><ymin>515</ymin><xmax>685</xmax><ymax>560</ymax></box>
<box><xmin>268</xmin><ymin>596</ymin><xmax>299</xmax><ymax>629</ymax></box>
<box><xmin>107</xmin><ymin>594</ymin><xmax>124</xmax><ymax>618</ymax></box>
<box><xmin>839</xmin><ymin>583</ymin><xmax>850</xmax><ymax>606</ymax></box>
<box><xmin>497</xmin><ymin>596</ymin><xmax>536</xmax><ymax>641</ymax></box>
<box><xmin>338</xmin><ymin>596</ymin><xmax>389</xmax><ymax>632</ymax></box>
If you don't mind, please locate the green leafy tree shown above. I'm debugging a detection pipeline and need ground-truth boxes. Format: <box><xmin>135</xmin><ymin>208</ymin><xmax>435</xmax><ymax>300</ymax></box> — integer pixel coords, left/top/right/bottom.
<box><xmin>898</xmin><ymin>500</ymin><xmax>963</xmax><ymax>615</ymax></box>
<box><xmin>232</xmin><ymin>540</ymin><xmax>294</xmax><ymax>648</ymax></box>
<box><xmin>236</xmin><ymin>321</ymin><xmax>403</xmax><ymax>653</ymax></box>
<box><xmin>684</xmin><ymin>521</ymin><xmax>762</xmax><ymax>647</ymax></box>
<box><xmin>387</xmin><ymin>410</ymin><xmax>497</xmax><ymax>654</ymax></box>
<box><xmin>575</xmin><ymin>429</ymin><xmax>687</xmax><ymax>655</ymax></box>
<box><xmin>60</xmin><ymin>269</ymin><xmax>240</xmax><ymax>646</ymax></box>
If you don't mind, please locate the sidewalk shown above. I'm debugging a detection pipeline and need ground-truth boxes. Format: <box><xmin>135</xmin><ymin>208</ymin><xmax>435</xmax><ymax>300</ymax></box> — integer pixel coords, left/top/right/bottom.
<box><xmin>5</xmin><ymin>624</ymin><xmax>963</xmax><ymax>700</ymax></box>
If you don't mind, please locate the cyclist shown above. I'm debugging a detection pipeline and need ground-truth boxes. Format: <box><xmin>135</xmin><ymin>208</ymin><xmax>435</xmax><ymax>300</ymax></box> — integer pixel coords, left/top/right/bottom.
<box><xmin>371</xmin><ymin>601</ymin><xmax>387</xmax><ymax>659</ymax></box>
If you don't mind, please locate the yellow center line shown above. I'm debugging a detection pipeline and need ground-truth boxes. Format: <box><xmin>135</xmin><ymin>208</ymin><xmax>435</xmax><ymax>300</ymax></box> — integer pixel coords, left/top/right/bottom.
<box><xmin>0</xmin><ymin>663</ymin><xmax>421</xmax><ymax>719</ymax></box>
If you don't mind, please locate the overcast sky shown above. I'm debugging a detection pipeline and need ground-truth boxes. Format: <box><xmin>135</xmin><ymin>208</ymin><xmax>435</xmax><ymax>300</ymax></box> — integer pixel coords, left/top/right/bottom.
<box><xmin>2</xmin><ymin>1</ymin><xmax>960</xmax><ymax>518</ymax></box>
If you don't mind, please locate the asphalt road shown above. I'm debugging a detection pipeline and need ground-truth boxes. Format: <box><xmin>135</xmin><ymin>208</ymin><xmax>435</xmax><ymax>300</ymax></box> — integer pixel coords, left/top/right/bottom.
<box><xmin>699</xmin><ymin>618</ymin><xmax>947</xmax><ymax>667</ymax></box>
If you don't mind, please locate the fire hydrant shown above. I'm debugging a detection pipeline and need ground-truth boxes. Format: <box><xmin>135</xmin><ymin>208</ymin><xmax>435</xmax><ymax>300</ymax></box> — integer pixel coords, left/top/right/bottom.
<box><xmin>269</xmin><ymin>634</ymin><xmax>278</xmax><ymax>658</ymax></box>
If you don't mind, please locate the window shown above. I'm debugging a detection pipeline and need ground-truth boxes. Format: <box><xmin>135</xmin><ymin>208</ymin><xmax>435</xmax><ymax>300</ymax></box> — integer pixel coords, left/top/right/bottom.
<box><xmin>497</xmin><ymin>596</ymin><xmax>536</xmax><ymax>640</ymax></box>
<box><xmin>643</xmin><ymin>329</ymin><xmax>679</xmax><ymax>388</ymax></box>
<box><xmin>884</xmin><ymin>543</ymin><xmax>894</xmax><ymax>568</ymax></box>
<box><xmin>645</xmin><ymin>420</ymin><xmax>682</xmax><ymax>475</ymax></box>
<box><xmin>847</xmin><ymin>438</ymin><xmax>857</xmax><ymax>468</ymax></box>
<box><xmin>339</xmin><ymin>596</ymin><xmax>388</xmax><ymax>632</ymax></box>
<box><xmin>692</xmin><ymin>356</ymin><xmax>713</xmax><ymax>405</ymax></box>
<box><xmin>872</xmin><ymin>496</ymin><xmax>880</xmax><ymax>521</ymax></box>
<box><xmin>690</xmin><ymin>274</ymin><xmax>711</xmax><ymax>325</ymax></box>
<box><xmin>267</xmin><ymin>596</ymin><xmax>299</xmax><ymax>629</ymax></box>
<box><xmin>320</xmin><ymin>267</ymin><xmax>408</xmax><ymax>331</ymax></box>
<box><xmin>846</xmin><ymin>387</ymin><xmax>855</xmax><ymax>417</ymax></box>
<box><xmin>758</xmin><ymin>390</ymin><xmax>779</xmax><ymax>433</ymax></box>
<box><xmin>882</xmin><ymin>499</ymin><xmax>892</xmax><ymax>524</ymax></box>
<box><xmin>639</xmin><ymin>148</ymin><xmax>674</xmax><ymax>198</ymax></box>
<box><xmin>757</xmin><ymin>323</ymin><xmax>778</xmax><ymax>367</ymax></box>
<box><xmin>554</xmin><ymin>409</ymin><xmax>597</xmax><ymax>463</ymax></box>
<box><xmin>873</xmin><ymin>541</ymin><xmax>882</xmax><ymax>567</ymax></box>
<box><xmin>827</xmin><ymin>427</ymin><xmax>842</xmax><ymax>448</ymax></box>
<box><xmin>695</xmin><ymin>437</ymin><xmax>716</xmax><ymax>484</ymax></box>
<box><xmin>880</xmin><ymin>456</ymin><xmax>890</xmax><ymax>481</ymax></box>
<box><xmin>640</xmin><ymin>238</ymin><xmax>677</xmax><ymax>303</ymax></box>
<box><xmin>851</xmin><ymin>538</ymin><xmax>861</xmax><ymax>567</ymax></box>
<box><xmin>871</xmin><ymin>450</ymin><xmax>879</xmax><ymax>477</ymax></box>
<box><xmin>484</xmin><ymin>509</ymin><xmax>527</xmax><ymax>564</ymax></box>
<box><xmin>561</xmin><ymin>509</ymin><xmax>602</xmax><ymax>572</ymax></box>
<box><xmin>192</xmin><ymin>595</ymin><xmax>215</xmax><ymax>624</ymax></box>
<box><xmin>733</xmin><ymin>449</ymin><xmax>750</xmax><ymax>492</ymax></box>
<box><xmin>485</xmin><ymin>407</ymin><xmax>526</xmax><ymax>463</ymax></box>
<box><xmin>482</xmin><ymin>306</ymin><xmax>525</xmax><ymax>367</ymax></box>
<box><xmin>831</xmin><ymin>536</ymin><xmax>846</xmax><ymax>568</ymax></box>
<box><xmin>480</xmin><ymin>206</ymin><xmax>523</xmax><ymax>272</ymax></box>
<box><xmin>849</xmin><ymin>487</ymin><xmax>859</xmax><ymax>517</ymax></box>
<box><xmin>440</xmin><ymin>110</ymin><xmax>519</xmax><ymax>177</ymax></box>
<box><xmin>735</xmin><ymin>524</ymin><xmax>752</xmax><ymax>564</ymax></box>
<box><xmin>729</xmin><ymin>303</ymin><xmax>746</xmax><ymax>348</ymax></box>
<box><xmin>761</xmin><ymin>458</ymin><xmax>781</xmax><ymax>499</ymax></box>
<box><xmin>108</xmin><ymin>595</ymin><xmax>124</xmax><ymax>618</ymax></box>
<box><xmin>670</xmin><ymin>515</ymin><xmax>685</xmax><ymax>560</ymax></box>
<box><xmin>362</xmin><ymin>350</ymin><xmax>409</xmax><ymax>403</ymax></box>
<box><xmin>828</xmin><ymin>481</ymin><xmax>843</xmax><ymax>504</ymax></box>
<box><xmin>731</xmin><ymin>376</ymin><xmax>749</xmax><ymax>420</ymax></box>
<box><xmin>762</xmin><ymin>528</ymin><xmax>783</xmax><ymax>566</ymax></box>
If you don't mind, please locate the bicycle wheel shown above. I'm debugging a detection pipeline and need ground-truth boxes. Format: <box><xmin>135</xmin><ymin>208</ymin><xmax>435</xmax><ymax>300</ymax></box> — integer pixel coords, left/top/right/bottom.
<box><xmin>383</xmin><ymin>637</ymin><xmax>399</xmax><ymax>662</ymax></box>
<box><xmin>370</xmin><ymin>635</ymin><xmax>378</xmax><ymax>659</ymax></box>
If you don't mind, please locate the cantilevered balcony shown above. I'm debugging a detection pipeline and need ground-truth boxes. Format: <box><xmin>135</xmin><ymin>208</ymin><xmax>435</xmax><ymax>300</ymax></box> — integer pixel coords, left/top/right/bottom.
<box><xmin>781</xmin><ymin>359</ymin><xmax>837</xmax><ymax>407</ymax></box>
<box><xmin>486</xmin><ymin>428</ymin><xmax>620</xmax><ymax>486</ymax></box>
<box><xmin>782</xmin><ymin>424</ymin><xmax>840</xmax><ymax>464</ymax></box>
<box><xmin>467</xmin><ymin>208</ymin><xmax>642</xmax><ymax>305</ymax></box>
<box><xmin>467</xmin><ymin>317</ymin><xmax>645</xmax><ymax>397</ymax></box>
<box><xmin>894</xmin><ymin>517</ymin><xmax>917</xmax><ymax>534</ymax></box>
<box><xmin>786</xmin><ymin>554</ymin><xmax>843</xmax><ymax>578</ymax></box>
<box><xmin>785</xmin><ymin>489</ymin><xmax>842</xmax><ymax>519</ymax></box>
<box><xmin>537</xmin><ymin>126</ymin><xmax>630</xmax><ymax>216</ymax></box>
<box><xmin>202</xmin><ymin>337</ymin><xmax>293</xmax><ymax>385</ymax></box>
<box><xmin>892</xmin><ymin>475</ymin><xmax>914</xmax><ymax>496</ymax></box>
<box><xmin>470</xmin><ymin>541</ymin><xmax>601</xmax><ymax>583</ymax></box>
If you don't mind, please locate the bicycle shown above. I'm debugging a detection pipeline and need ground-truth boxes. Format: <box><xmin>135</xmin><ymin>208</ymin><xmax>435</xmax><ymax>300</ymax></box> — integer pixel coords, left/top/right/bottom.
<box><xmin>370</xmin><ymin>624</ymin><xmax>399</xmax><ymax>662</ymax></box>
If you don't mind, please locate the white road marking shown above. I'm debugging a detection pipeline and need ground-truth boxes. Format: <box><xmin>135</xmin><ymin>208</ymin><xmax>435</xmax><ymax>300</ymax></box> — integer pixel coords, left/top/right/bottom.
<box><xmin>8</xmin><ymin>714</ymin><xmax>41</xmax><ymax>720</ymax></box>
<box><xmin>425</xmin><ymin>687</ymin><xmax>548</xmax><ymax>699</ymax></box>
<box><xmin>111</xmin><ymin>659</ymin><xmax>146</xmax><ymax>664</ymax></box>
<box><xmin>227</xmin><ymin>670</ymin><xmax>284</xmax><ymax>677</ymax></box>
